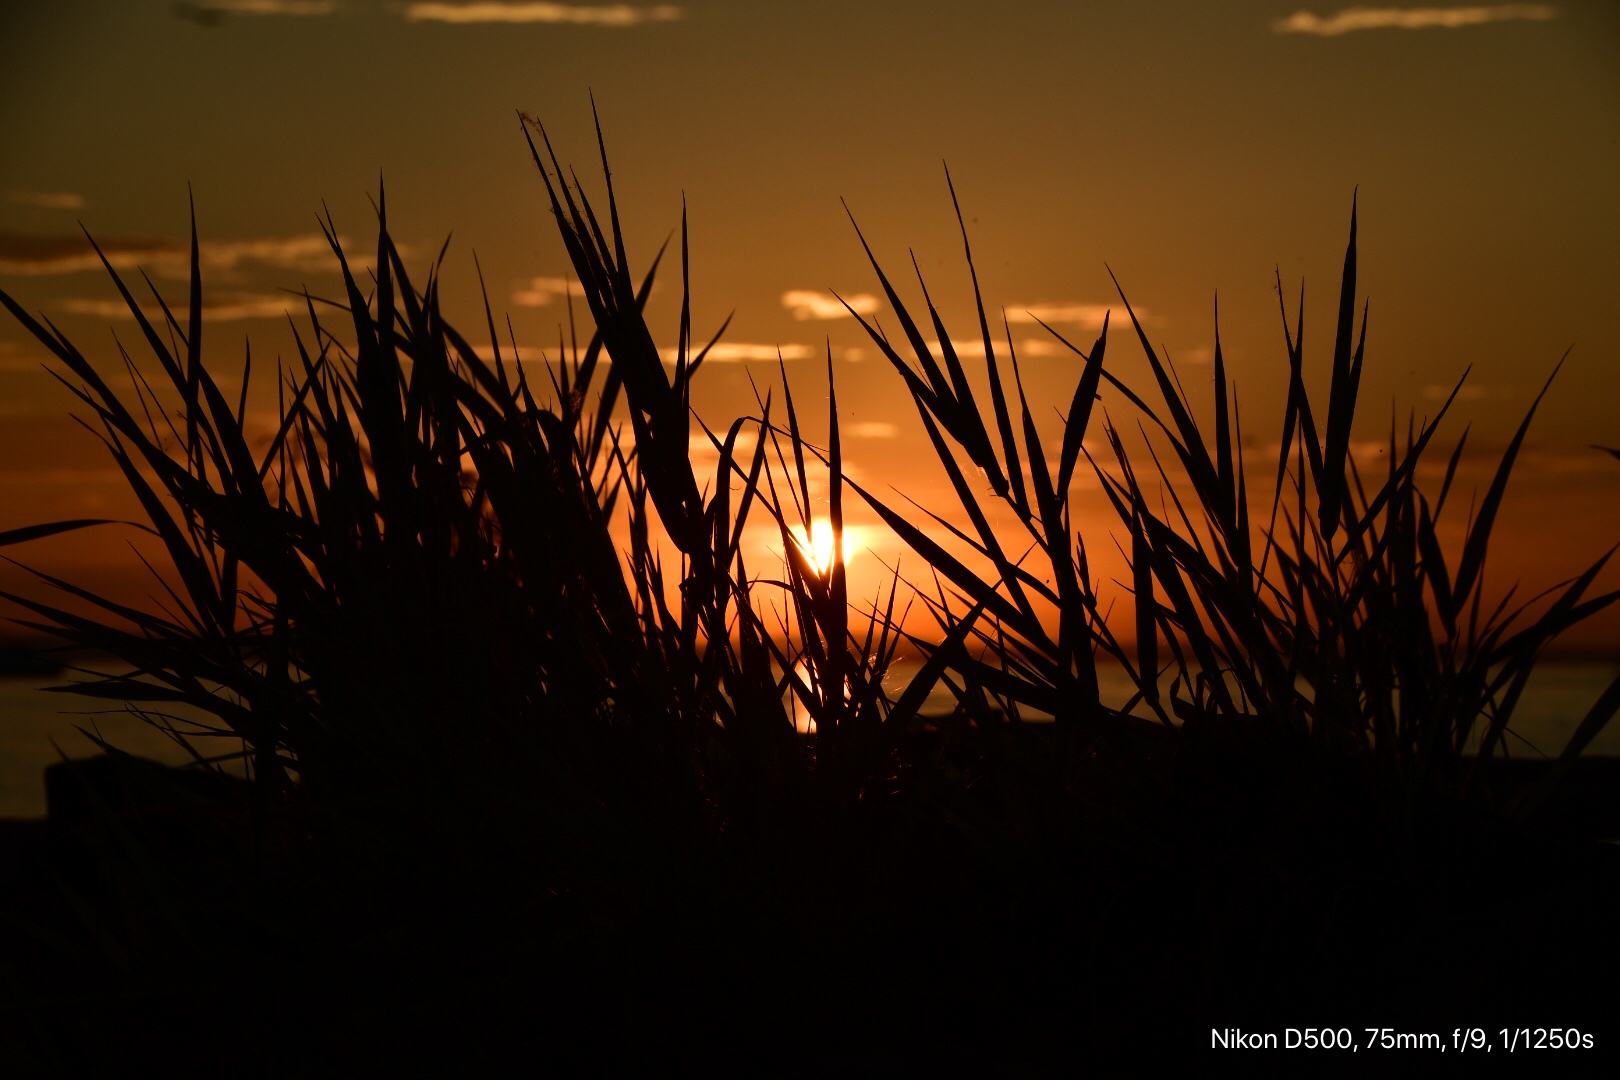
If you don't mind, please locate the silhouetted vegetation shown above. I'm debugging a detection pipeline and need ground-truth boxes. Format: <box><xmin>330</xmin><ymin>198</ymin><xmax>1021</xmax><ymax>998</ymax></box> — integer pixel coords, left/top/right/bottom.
<box><xmin>0</xmin><ymin>116</ymin><xmax>1616</xmax><ymax>1073</ymax></box>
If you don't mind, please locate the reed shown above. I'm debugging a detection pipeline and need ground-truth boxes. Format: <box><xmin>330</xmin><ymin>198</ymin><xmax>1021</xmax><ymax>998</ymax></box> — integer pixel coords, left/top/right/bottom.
<box><xmin>844</xmin><ymin>182</ymin><xmax>1620</xmax><ymax>827</ymax></box>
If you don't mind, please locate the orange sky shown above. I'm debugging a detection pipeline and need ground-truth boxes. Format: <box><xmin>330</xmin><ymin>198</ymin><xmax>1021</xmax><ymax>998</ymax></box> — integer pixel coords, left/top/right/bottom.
<box><xmin>1</xmin><ymin>1</ymin><xmax>1617</xmax><ymax>649</ymax></box>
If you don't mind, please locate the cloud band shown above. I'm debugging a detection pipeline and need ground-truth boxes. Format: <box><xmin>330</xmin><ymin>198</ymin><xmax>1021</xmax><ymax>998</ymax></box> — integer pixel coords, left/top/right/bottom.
<box><xmin>405</xmin><ymin>2</ymin><xmax>681</xmax><ymax>25</ymax></box>
<box><xmin>782</xmin><ymin>290</ymin><xmax>879</xmax><ymax>320</ymax></box>
<box><xmin>4</xmin><ymin>191</ymin><xmax>85</xmax><ymax>211</ymax></box>
<box><xmin>1274</xmin><ymin>5</ymin><xmax>1557</xmax><ymax>36</ymax></box>
<box><xmin>0</xmin><ymin>232</ymin><xmax>345</xmax><ymax>277</ymax></box>
<box><xmin>658</xmin><ymin>343</ymin><xmax>814</xmax><ymax>363</ymax></box>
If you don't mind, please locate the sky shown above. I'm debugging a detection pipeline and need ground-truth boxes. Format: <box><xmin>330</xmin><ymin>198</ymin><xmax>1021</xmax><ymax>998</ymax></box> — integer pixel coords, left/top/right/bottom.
<box><xmin>1</xmin><ymin>1</ymin><xmax>1617</xmax><ymax>647</ymax></box>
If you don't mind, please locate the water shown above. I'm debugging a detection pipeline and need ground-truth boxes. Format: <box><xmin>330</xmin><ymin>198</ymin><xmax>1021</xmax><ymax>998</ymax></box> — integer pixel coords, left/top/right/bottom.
<box><xmin>880</xmin><ymin>660</ymin><xmax>1620</xmax><ymax>752</ymax></box>
<box><xmin>0</xmin><ymin>675</ymin><xmax>241</xmax><ymax>819</ymax></box>
<box><xmin>4</xmin><ymin>664</ymin><xmax>1617</xmax><ymax>819</ymax></box>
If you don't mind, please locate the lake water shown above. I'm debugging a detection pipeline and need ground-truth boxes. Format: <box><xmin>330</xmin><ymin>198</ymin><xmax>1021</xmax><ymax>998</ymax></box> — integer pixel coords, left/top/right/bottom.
<box><xmin>0</xmin><ymin>674</ymin><xmax>238</xmax><ymax>819</ymax></box>
<box><xmin>877</xmin><ymin>659</ymin><xmax>1620</xmax><ymax>754</ymax></box>
<box><xmin>4</xmin><ymin>664</ymin><xmax>1618</xmax><ymax>819</ymax></box>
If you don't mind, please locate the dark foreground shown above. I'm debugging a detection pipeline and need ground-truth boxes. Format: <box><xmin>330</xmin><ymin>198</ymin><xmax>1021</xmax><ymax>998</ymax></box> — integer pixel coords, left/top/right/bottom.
<box><xmin>1</xmin><ymin>745</ymin><xmax>1616</xmax><ymax>1076</ymax></box>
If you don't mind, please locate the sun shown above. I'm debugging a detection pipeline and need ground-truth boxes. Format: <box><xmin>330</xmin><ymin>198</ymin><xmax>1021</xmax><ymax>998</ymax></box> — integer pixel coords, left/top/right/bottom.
<box><xmin>790</xmin><ymin>520</ymin><xmax>865</xmax><ymax>577</ymax></box>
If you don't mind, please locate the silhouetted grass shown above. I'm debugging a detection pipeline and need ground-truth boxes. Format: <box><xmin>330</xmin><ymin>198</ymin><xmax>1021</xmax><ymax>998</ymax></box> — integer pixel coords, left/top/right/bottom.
<box><xmin>0</xmin><ymin>115</ymin><xmax>1616</xmax><ymax>1072</ymax></box>
<box><xmin>846</xmin><ymin>186</ymin><xmax>1620</xmax><ymax>823</ymax></box>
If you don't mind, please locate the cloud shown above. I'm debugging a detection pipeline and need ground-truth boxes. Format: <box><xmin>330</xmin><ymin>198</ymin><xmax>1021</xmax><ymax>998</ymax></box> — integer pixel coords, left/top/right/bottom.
<box><xmin>174</xmin><ymin>0</ymin><xmax>338</xmax><ymax>25</ymax></box>
<box><xmin>0</xmin><ymin>232</ymin><xmax>179</xmax><ymax>275</ymax></box>
<box><xmin>61</xmin><ymin>292</ymin><xmax>301</xmax><ymax>321</ymax></box>
<box><xmin>847</xmin><ymin>422</ymin><xmax>898</xmax><ymax>440</ymax></box>
<box><xmin>1013</xmin><ymin>339</ymin><xmax>1065</xmax><ymax>358</ymax></box>
<box><xmin>201</xmin><ymin>235</ymin><xmax>346</xmax><ymax>273</ymax></box>
<box><xmin>1003</xmin><ymin>303</ymin><xmax>1113</xmax><ymax>329</ymax></box>
<box><xmin>781</xmin><ymin>290</ymin><xmax>879</xmax><ymax>321</ymax></box>
<box><xmin>0</xmin><ymin>231</ymin><xmax>346</xmax><ymax>277</ymax></box>
<box><xmin>4</xmin><ymin>191</ymin><xmax>85</xmax><ymax>211</ymax></box>
<box><xmin>658</xmin><ymin>343</ymin><xmax>815</xmax><ymax>363</ymax></box>
<box><xmin>472</xmin><ymin>343</ymin><xmax>552</xmax><ymax>362</ymax></box>
<box><xmin>920</xmin><ymin>338</ymin><xmax>1074</xmax><ymax>360</ymax></box>
<box><xmin>404</xmin><ymin>2</ymin><xmax>682</xmax><ymax>25</ymax></box>
<box><xmin>512</xmin><ymin>275</ymin><xmax>588</xmax><ymax>306</ymax></box>
<box><xmin>1274</xmin><ymin>5</ymin><xmax>1557</xmax><ymax>36</ymax></box>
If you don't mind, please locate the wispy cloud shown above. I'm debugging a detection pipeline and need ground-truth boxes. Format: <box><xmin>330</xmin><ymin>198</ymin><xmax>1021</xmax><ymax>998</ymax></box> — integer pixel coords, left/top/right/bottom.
<box><xmin>1274</xmin><ymin>5</ymin><xmax>1557</xmax><ymax>36</ymax></box>
<box><xmin>0</xmin><ymin>233</ymin><xmax>179</xmax><ymax>275</ymax></box>
<box><xmin>405</xmin><ymin>2</ymin><xmax>682</xmax><ymax>25</ymax></box>
<box><xmin>781</xmin><ymin>290</ymin><xmax>879</xmax><ymax>320</ymax></box>
<box><xmin>1013</xmin><ymin>339</ymin><xmax>1065</xmax><ymax>358</ymax></box>
<box><xmin>200</xmin><ymin>235</ymin><xmax>345</xmax><ymax>273</ymax></box>
<box><xmin>174</xmin><ymin>0</ymin><xmax>338</xmax><ymax>26</ymax></box>
<box><xmin>657</xmin><ymin>343</ymin><xmax>814</xmax><ymax>363</ymax></box>
<box><xmin>4</xmin><ymin>191</ymin><xmax>84</xmax><ymax>211</ymax></box>
<box><xmin>1003</xmin><ymin>303</ymin><xmax>1113</xmax><ymax>329</ymax></box>
<box><xmin>61</xmin><ymin>292</ymin><xmax>300</xmax><ymax>321</ymax></box>
<box><xmin>512</xmin><ymin>275</ymin><xmax>588</xmax><ymax>306</ymax></box>
<box><xmin>921</xmin><ymin>338</ymin><xmax>1072</xmax><ymax>359</ymax></box>
<box><xmin>847</xmin><ymin>422</ymin><xmax>898</xmax><ymax>440</ymax></box>
<box><xmin>0</xmin><ymin>231</ymin><xmax>346</xmax><ymax>277</ymax></box>
<box><xmin>472</xmin><ymin>343</ymin><xmax>552</xmax><ymax>362</ymax></box>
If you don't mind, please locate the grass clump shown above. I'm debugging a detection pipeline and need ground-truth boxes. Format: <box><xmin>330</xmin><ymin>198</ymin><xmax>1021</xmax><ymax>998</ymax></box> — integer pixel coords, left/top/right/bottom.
<box><xmin>0</xmin><ymin>115</ymin><xmax>1616</xmax><ymax>1072</ymax></box>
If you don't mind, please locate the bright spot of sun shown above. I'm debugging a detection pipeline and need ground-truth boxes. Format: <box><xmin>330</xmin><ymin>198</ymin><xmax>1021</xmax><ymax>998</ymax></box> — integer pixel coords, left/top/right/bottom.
<box><xmin>789</xmin><ymin>520</ymin><xmax>865</xmax><ymax>576</ymax></box>
<box><xmin>807</xmin><ymin>520</ymin><xmax>837</xmax><ymax>575</ymax></box>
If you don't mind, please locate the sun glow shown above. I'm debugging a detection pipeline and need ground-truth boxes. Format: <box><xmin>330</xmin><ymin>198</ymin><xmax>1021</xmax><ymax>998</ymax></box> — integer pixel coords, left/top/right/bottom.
<box><xmin>789</xmin><ymin>519</ymin><xmax>865</xmax><ymax>577</ymax></box>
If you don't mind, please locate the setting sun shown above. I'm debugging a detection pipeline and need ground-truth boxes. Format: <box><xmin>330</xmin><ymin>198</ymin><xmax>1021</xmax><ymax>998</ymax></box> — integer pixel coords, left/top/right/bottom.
<box><xmin>790</xmin><ymin>519</ymin><xmax>868</xmax><ymax>576</ymax></box>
